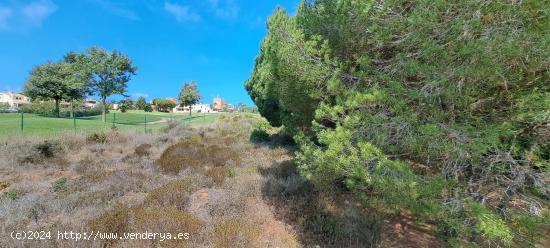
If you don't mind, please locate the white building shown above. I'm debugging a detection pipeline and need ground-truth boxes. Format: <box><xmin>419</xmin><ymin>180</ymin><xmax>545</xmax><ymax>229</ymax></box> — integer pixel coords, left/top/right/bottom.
<box><xmin>82</xmin><ymin>99</ymin><xmax>98</xmax><ymax>108</ymax></box>
<box><xmin>0</xmin><ymin>92</ymin><xmax>30</xmax><ymax>109</ymax></box>
<box><xmin>173</xmin><ymin>103</ymin><xmax>215</xmax><ymax>113</ymax></box>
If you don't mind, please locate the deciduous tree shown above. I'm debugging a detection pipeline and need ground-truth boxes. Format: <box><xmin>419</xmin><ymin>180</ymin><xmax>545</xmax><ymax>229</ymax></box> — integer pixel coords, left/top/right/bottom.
<box><xmin>63</xmin><ymin>52</ymin><xmax>90</xmax><ymax>118</ymax></box>
<box><xmin>135</xmin><ymin>96</ymin><xmax>147</xmax><ymax>110</ymax></box>
<box><xmin>153</xmin><ymin>99</ymin><xmax>175</xmax><ymax>112</ymax></box>
<box><xmin>24</xmin><ymin>62</ymin><xmax>75</xmax><ymax>117</ymax></box>
<box><xmin>178</xmin><ymin>81</ymin><xmax>201</xmax><ymax>116</ymax></box>
<box><xmin>85</xmin><ymin>47</ymin><xmax>136</xmax><ymax>122</ymax></box>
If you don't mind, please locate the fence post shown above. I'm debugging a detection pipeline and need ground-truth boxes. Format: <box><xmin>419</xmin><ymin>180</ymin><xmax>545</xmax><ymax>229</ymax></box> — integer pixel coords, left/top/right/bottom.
<box><xmin>144</xmin><ymin>115</ymin><xmax>147</xmax><ymax>133</ymax></box>
<box><xmin>112</xmin><ymin>113</ymin><xmax>116</xmax><ymax>128</ymax></box>
<box><xmin>20</xmin><ymin>112</ymin><xmax>24</xmax><ymax>133</ymax></box>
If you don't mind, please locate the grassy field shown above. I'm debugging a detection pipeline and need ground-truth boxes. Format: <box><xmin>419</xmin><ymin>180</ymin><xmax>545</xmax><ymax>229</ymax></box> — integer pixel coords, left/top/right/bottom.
<box><xmin>0</xmin><ymin>111</ymin><xmax>222</xmax><ymax>136</ymax></box>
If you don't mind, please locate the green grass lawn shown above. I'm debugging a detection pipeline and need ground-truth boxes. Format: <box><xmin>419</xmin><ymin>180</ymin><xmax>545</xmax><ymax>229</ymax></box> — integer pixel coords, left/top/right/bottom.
<box><xmin>0</xmin><ymin>111</ymin><xmax>222</xmax><ymax>136</ymax></box>
<box><xmin>84</xmin><ymin>112</ymin><xmax>162</xmax><ymax>125</ymax></box>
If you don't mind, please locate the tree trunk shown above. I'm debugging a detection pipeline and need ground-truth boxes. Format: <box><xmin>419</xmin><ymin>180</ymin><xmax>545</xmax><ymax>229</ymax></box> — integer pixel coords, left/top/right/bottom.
<box><xmin>102</xmin><ymin>98</ymin><xmax>107</xmax><ymax>122</ymax></box>
<box><xmin>189</xmin><ymin>105</ymin><xmax>192</xmax><ymax>116</ymax></box>
<box><xmin>55</xmin><ymin>99</ymin><xmax>60</xmax><ymax>118</ymax></box>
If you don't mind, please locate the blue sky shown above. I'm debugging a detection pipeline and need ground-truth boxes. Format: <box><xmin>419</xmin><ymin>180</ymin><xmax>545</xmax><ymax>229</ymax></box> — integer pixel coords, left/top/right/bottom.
<box><xmin>0</xmin><ymin>0</ymin><xmax>300</xmax><ymax>105</ymax></box>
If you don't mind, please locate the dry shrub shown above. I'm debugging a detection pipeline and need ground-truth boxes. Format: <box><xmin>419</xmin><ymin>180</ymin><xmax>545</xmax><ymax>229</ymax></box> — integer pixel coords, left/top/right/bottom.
<box><xmin>27</xmin><ymin>201</ymin><xmax>48</xmax><ymax>224</ymax></box>
<box><xmin>157</xmin><ymin>135</ymin><xmax>170</xmax><ymax>143</ymax></box>
<box><xmin>156</xmin><ymin>140</ymin><xmax>205</xmax><ymax>174</ymax></box>
<box><xmin>204</xmin><ymin>189</ymin><xmax>247</xmax><ymax>218</ymax></box>
<box><xmin>189</xmin><ymin>133</ymin><xmax>203</xmax><ymax>143</ymax></box>
<box><xmin>157</xmin><ymin>140</ymin><xmax>240</xmax><ymax>174</ymax></box>
<box><xmin>204</xmin><ymin>167</ymin><xmax>233</xmax><ymax>186</ymax></box>
<box><xmin>133</xmin><ymin>206</ymin><xmax>202</xmax><ymax>233</ymax></box>
<box><xmin>62</xmin><ymin>190</ymin><xmax>117</xmax><ymax>211</ymax></box>
<box><xmin>107</xmin><ymin>130</ymin><xmax>129</xmax><ymax>144</ymax></box>
<box><xmin>134</xmin><ymin>143</ymin><xmax>152</xmax><ymax>157</ymax></box>
<box><xmin>132</xmin><ymin>206</ymin><xmax>201</xmax><ymax>247</ymax></box>
<box><xmin>271</xmin><ymin>160</ymin><xmax>296</xmax><ymax>178</ymax></box>
<box><xmin>88</xmin><ymin>204</ymin><xmax>131</xmax><ymax>235</ymax></box>
<box><xmin>213</xmin><ymin>218</ymin><xmax>260</xmax><ymax>248</ymax></box>
<box><xmin>51</xmin><ymin>177</ymin><xmax>68</xmax><ymax>192</ymax></box>
<box><xmin>12</xmin><ymin>140</ymin><xmax>66</xmax><ymax>165</ymax></box>
<box><xmin>0</xmin><ymin>181</ymin><xmax>9</xmax><ymax>191</ymax></box>
<box><xmin>228</xmin><ymin>173</ymin><xmax>262</xmax><ymax>198</ymax></box>
<box><xmin>58</xmin><ymin>133</ymin><xmax>86</xmax><ymax>151</ymax></box>
<box><xmin>261</xmin><ymin>161</ymin><xmax>312</xmax><ymax>197</ymax></box>
<box><xmin>75</xmin><ymin>170</ymin><xmax>116</xmax><ymax>186</ymax></box>
<box><xmin>264</xmin><ymin>174</ymin><xmax>311</xmax><ymax>197</ymax></box>
<box><xmin>86</xmin><ymin>132</ymin><xmax>108</xmax><ymax>143</ymax></box>
<box><xmin>205</xmin><ymin>145</ymin><xmax>240</xmax><ymax>167</ymax></box>
<box><xmin>260</xmin><ymin>160</ymin><xmax>380</xmax><ymax>247</ymax></box>
<box><xmin>35</xmin><ymin>140</ymin><xmax>64</xmax><ymax>158</ymax></box>
<box><xmin>218</xmin><ymin>135</ymin><xmax>239</xmax><ymax>146</ymax></box>
<box><xmin>163</xmin><ymin>120</ymin><xmax>180</xmax><ymax>132</ymax></box>
<box><xmin>4</xmin><ymin>143</ymin><xmax>32</xmax><ymax>166</ymax></box>
<box><xmin>143</xmin><ymin>180</ymin><xmax>191</xmax><ymax>209</ymax></box>
<box><xmin>73</xmin><ymin>157</ymin><xmax>95</xmax><ymax>174</ymax></box>
<box><xmin>89</xmin><ymin>204</ymin><xmax>201</xmax><ymax>247</ymax></box>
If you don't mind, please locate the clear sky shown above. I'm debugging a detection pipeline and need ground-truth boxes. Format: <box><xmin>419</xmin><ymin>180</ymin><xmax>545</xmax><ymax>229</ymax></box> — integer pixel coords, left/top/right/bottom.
<box><xmin>0</xmin><ymin>0</ymin><xmax>300</xmax><ymax>105</ymax></box>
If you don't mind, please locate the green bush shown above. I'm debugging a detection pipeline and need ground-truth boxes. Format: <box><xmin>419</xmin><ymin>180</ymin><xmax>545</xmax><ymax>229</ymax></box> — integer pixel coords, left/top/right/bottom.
<box><xmin>52</xmin><ymin>178</ymin><xmax>68</xmax><ymax>192</ymax></box>
<box><xmin>119</xmin><ymin>104</ymin><xmax>129</xmax><ymax>113</ymax></box>
<box><xmin>20</xmin><ymin>102</ymin><xmax>57</xmax><ymax>116</ymax></box>
<box><xmin>1</xmin><ymin>191</ymin><xmax>18</xmax><ymax>201</ymax></box>
<box><xmin>250</xmin><ymin>129</ymin><xmax>270</xmax><ymax>142</ymax></box>
<box><xmin>119</xmin><ymin>99</ymin><xmax>133</xmax><ymax>113</ymax></box>
<box><xmin>152</xmin><ymin>99</ymin><xmax>175</xmax><ymax>112</ymax></box>
<box><xmin>73</xmin><ymin>106</ymin><xmax>103</xmax><ymax>117</ymax></box>
<box><xmin>20</xmin><ymin>102</ymin><xmax>103</xmax><ymax>117</ymax></box>
<box><xmin>247</xmin><ymin>0</ymin><xmax>550</xmax><ymax>246</ymax></box>
<box><xmin>0</xmin><ymin>103</ymin><xmax>11</xmax><ymax>112</ymax></box>
<box><xmin>136</xmin><ymin>96</ymin><xmax>147</xmax><ymax>110</ymax></box>
<box><xmin>143</xmin><ymin>104</ymin><xmax>153</xmax><ymax>112</ymax></box>
<box><xmin>249</xmin><ymin>120</ymin><xmax>271</xmax><ymax>142</ymax></box>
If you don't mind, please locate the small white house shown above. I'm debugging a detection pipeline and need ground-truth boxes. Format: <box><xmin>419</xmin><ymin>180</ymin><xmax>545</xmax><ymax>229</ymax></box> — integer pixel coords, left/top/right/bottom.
<box><xmin>0</xmin><ymin>92</ymin><xmax>30</xmax><ymax>109</ymax></box>
<box><xmin>82</xmin><ymin>99</ymin><xmax>98</xmax><ymax>108</ymax></box>
<box><xmin>173</xmin><ymin>103</ymin><xmax>215</xmax><ymax>113</ymax></box>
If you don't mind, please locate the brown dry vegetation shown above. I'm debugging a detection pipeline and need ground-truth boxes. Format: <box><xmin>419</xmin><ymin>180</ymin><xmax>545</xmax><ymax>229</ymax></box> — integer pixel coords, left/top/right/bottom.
<box><xmin>0</xmin><ymin>114</ymin><xmax>441</xmax><ymax>247</ymax></box>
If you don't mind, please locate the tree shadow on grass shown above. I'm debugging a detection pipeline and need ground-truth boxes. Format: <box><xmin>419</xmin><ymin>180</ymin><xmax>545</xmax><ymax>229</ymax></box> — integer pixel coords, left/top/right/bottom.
<box><xmin>258</xmin><ymin>159</ymin><xmax>383</xmax><ymax>248</ymax></box>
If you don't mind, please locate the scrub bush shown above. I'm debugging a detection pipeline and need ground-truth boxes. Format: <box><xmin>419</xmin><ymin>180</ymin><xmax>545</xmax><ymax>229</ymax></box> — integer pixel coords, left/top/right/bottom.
<box><xmin>246</xmin><ymin>0</ymin><xmax>550</xmax><ymax>245</ymax></box>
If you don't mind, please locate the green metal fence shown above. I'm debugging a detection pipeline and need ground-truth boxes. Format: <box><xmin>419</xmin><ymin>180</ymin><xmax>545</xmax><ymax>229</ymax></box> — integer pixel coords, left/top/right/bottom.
<box><xmin>0</xmin><ymin>111</ymin><xmax>219</xmax><ymax>136</ymax></box>
<box><xmin>2</xmin><ymin>112</ymin><xmax>158</xmax><ymax>136</ymax></box>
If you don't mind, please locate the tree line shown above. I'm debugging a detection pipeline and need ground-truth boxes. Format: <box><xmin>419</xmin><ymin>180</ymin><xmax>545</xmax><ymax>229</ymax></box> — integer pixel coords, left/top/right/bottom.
<box><xmin>150</xmin><ymin>81</ymin><xmax>201</xmax><ymax>114</ymax></box>
<box><xmin>23</xmin><ymin>47</ymin><xmax>203</xmax><ymax>120</ymax></box>
<box><xmin>24</xmin><ymin>47</ymin><xmax>136</xmax><ymax>122</ymax></box>
<box><xmin>246</xmin><ymin>0</ymin><xmax>549</xmax><ymax>246</ymax></box>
